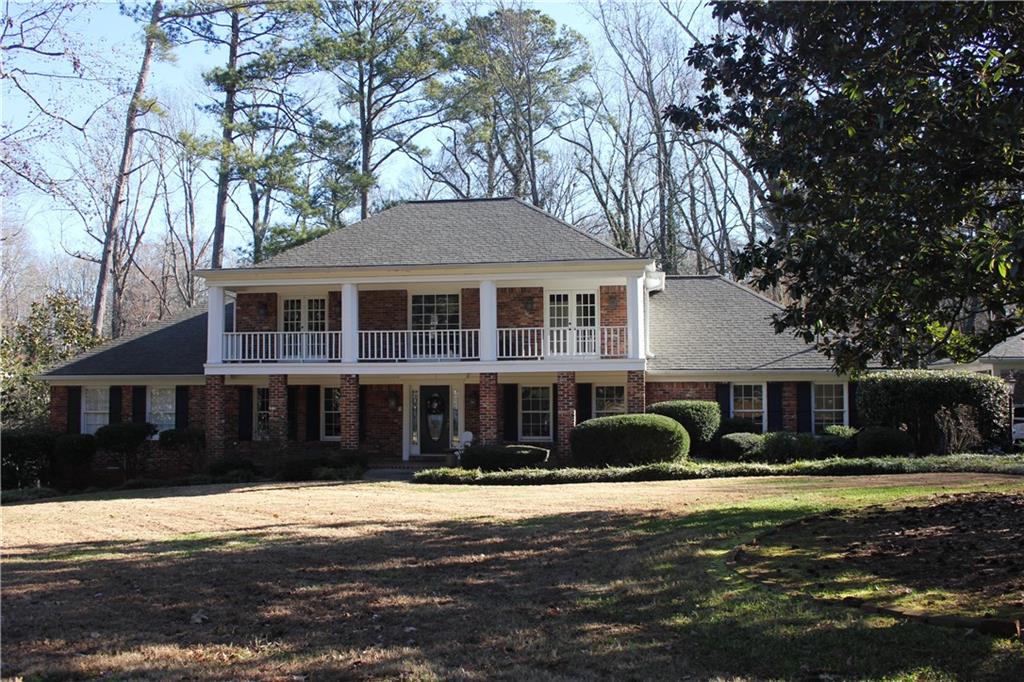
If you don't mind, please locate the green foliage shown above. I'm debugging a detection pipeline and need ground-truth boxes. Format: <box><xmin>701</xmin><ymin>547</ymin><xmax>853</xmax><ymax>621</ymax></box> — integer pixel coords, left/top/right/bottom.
<box><xmin>718</xmin><ymin>417</ymin><xmax>763</xmax><ymax>436</ymax></box>
<box><xmin>758</xmin><ymin>432</ymin><xmax>818</xmax><ymax>463</ymax></box>
<box><xmin>52</xmin><ymin>434</ymin><xmax>97</xmax><ymax>467</ymax></box>
<box><xmin>207</xmin><ymin>456</ymin><xmax>260</xmax><ymax>477</ymax></box>
<box><xmin>412</xmin><ymin>454</ymin><xmax>1024</xmax><ymax>485</ymax></box>
<box><xmin>814</xmin><ymin>426</ymin><xmax>860</xmax><ymax>459</ymax></box>
<box><xmin>856</xmin><ymin>370</ymin><xmax>1010</xmax><ymax>453</ymax></box>
<box><xmin>0</xmin><ymin>428</ymin><xmax>57</xmax><ymax>489</ymax></box>
<box><xmin>275</xmin><ymin>451</ymin><xmax>367</xmax><ymax>482</ymax></box>
<box><xmin>822</xmin><ymin>425</ymin><xmax>859</xmax><ymax>439</ymax></box>
<box><xmin>95</xmin><ymin>422</ymin><xmax>156</xmax><ymax>454</ymax></box>
<box><xmin>719</xmin><ymin>433</ymin><xmax>763</xmax><ymax>461</ymax></box>
<box><xmin>0</xmin><ymin>487</ymin><xmax>61</xmax><ymax>504</ymax></box>
<box><xmin>460</xmin><ymin>444</ymin><xmax>549</xmax><ymax>472</ymax></box>
<box><xmin>647</xmin><ymin>400</ymin><xmax>721</xmax><ymax>445</ymax></box>
<box><xmin>857</xmin><ymin>426</ymin><xmax>915</xmax><ymax>458</ymax></box>
<box><xmin>667</xmin><ymin>2</ymin><xmax>1024</xmax><ymax>371</ymax></box>
<box><xmin>0</xmin><ymin>292</ymin><xmax>100</xmax><ymax>428</ymax></box>
<box><xmin>570</xmin><ymin>413</ymin><xmax>690</xmax><ymax>467</ymax></box>
<box><xmin>158</xmin><ymin>426</ymin><xmax>205</xmax><ymax>450</ymax></box>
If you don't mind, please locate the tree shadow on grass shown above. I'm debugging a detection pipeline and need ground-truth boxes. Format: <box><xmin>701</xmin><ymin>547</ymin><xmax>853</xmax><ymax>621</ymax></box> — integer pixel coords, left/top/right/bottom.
<box><xmin>3</xmin><ymin>505</ymin><xmax>1021</xmax><ymax>680</ymax></box>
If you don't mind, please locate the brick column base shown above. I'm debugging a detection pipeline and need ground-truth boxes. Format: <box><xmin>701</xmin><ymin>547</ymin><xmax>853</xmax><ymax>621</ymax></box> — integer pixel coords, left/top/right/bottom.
<box><xmin>557</xmin><ymin>371</ymin><xmax>576</xmax><ymax>462</ymax></box>
<box><xmin>340</xmin><ymin>374</ymin><xmax>360</xmax><ymax>450</ymax></box>
<box><xmin>268</xmin><ymin>375</ymin><xmax>288</xmax><ymax>444</ymax></box>
<box><xmin>205</xmin><ymin>375</ymin><xmax>226</xmax><ymax>459</ymax></box>
<box><xmin>479</xmin><ymin>372</ymin><xmax>499</xmax><ymax>445</ymax></box>
<box><xmin>627</xmin><ymin>370</ymin><xmax>646</xmax><ymax>413</ymax></box>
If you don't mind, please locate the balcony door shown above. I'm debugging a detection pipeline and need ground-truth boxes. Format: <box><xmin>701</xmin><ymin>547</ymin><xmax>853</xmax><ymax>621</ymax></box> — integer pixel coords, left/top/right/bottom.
<box><xmin>281</xmin><ymin>297</ymin><xmax>327</xmax><ymax>360</ymax></box>
<box><xmin>547</xmin><ymin>291</ymin><xmax>597</xmax><ymax>356</ymax></box>
<box><xmin>410</xmin><ymin>294</ymin><xmax>460</xmax><ymax>360</ymax></box>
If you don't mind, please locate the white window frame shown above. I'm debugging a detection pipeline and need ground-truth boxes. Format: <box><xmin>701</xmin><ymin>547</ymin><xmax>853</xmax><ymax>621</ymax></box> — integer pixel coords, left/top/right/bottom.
<box><xmin>81</xmin><ymin>386</ymin><xmax>109</xmax><ymax>435</ymax></box>
<box><xmin>146</xmin><ymin>386</ymin><xmax>176</xmax><ymax>435</ymax></box>
<box><xmin>812</xmin><ymin>383</ymin><xmax>848</xmax><ymax>433</ymax></box>
<box><xmin>254</xmin><ymin>387</ymin><xmax>271</xmax><ymax>441</ymax></box>
<box><xmin>593</xmin><ymin>385</ymin><xmax>627</xmax><ymax>418</ymax></box>
<box><xmin>730</xmin><ymin>383</ymin><xmax>767</xmax><ymax>433</ymax></box>
<box><xmin>278</xmin><ymin>296</ymin><xmax>328</xmax><ymax>332</ymax></box>
<box><xmin>322</xmin><ymin>386</ymin><xmax>342</xmax><ymax>441</ymax></box>
<box><xmin>518</xmin><ymin>385</ymin><xmax>552</xmax><ymax>442</ymax></box>
<box><xmin>409</xmin><ymin>292</ymin><xmax>462</xmax><ymax>330</ymax></box>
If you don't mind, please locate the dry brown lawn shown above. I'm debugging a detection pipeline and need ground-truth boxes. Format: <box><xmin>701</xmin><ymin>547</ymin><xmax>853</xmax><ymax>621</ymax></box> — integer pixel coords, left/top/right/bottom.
<box><xmin>3</xmin><ymin>474</ymin><xmax>1023</xmax><ymax>680</ymax></box>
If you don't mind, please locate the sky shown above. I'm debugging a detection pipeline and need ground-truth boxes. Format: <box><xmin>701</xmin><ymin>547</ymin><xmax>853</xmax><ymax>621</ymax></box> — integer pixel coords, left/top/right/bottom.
<box><xmin>3</xmin><ymin>1</ymin><xmax>687</xmax><ymax>262</ymax></box>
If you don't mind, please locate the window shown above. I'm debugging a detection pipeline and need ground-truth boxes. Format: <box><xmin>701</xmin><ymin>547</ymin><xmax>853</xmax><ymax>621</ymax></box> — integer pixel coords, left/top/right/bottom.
<box><xmin>594</xmin><ymin>385</ymin><xmax>626</xmax><ymax>417</ymax></box>
<box><xmin>519</xmin><ymin>386</ymin><xmax>552</xmax><ymax>440</ymax></box>
<box><xmin>147</xmin><ymin>387</ymin><xmax>176</xmax><ymax>434</ymax></box>
<box><xmin>282</xmin><ymin>297</ymin><xmax>328</xmax><ymax>358</ymax></box>
<box><xmin>813</xmin><ymin>383</ymin><xmax>846</xmax><ymax>433</ymax></box>
<box><xmin>731</xmin><ymin>384</ymin><xmax>765</xmax><ymax>432</ymax></box>
<box><xmin>323</xmin><ymin>387</ymin><xmax>342</xmax><ymax>440</ymax></box>
<box><xmin>82</xmin><ymin>387</ymin><xmax>109</xmax><ymax>434</ymax></box>
<box><xmin>411</xmin><ymin>293</ymin><xmax>460</xmax><ymax>330</ymax></box>
<box><xmin>254</xmin><ymin>387</ymin><xmax>270</xmax><ymax>441</ymax></box>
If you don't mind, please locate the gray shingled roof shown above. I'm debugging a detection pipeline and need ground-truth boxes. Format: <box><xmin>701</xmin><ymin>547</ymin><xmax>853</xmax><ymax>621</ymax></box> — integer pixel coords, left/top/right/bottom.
<box><xmin>255</xmin><ymin>198</ymin><xmax>638</xmax><ymax>269</ymax></box>
<box><xmin>43</xmin><ymin>305</ymin><xmax>216</xmax><ymax>377</ymax></box>
<box><xmin>980</xmin><ymin>333</ymin><xmax>1024</xmax><ymax>361</ymax></box>
<box><xmin>648</xmin><ymin>276</ymin><xmax>836</xmax><ymax>372</ymax></box>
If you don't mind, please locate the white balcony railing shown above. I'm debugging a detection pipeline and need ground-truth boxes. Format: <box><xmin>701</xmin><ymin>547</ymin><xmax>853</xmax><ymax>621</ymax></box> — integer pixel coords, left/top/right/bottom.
<box><xmin>497</xmin><ymin>326</ymin><xmax>628</xmax><ymax>359</ymax></box>
<box><xmin>222</xmin><ymin>331</ymin><xmax>342</xmax><ymax>362</ymax></box>
<box><xmin>359</xmin><ymin>329</ymin><xmax>480</xmax><ymax>362</ymax></box>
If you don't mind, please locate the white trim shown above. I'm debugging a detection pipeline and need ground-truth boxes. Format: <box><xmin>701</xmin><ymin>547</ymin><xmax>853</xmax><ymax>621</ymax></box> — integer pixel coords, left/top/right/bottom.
<box><xmin>730</xmin><ymin>382</ymin><xmax>768</xmax><ymax>433</ymax></box>
<box><xmin>321</xmin><ymin>385</ymin><xmax>342</xmax><ymax>441</ymax></box>
<box><xmin>278</xmin><ymin>294</ymin><xmax>328</xmax><ymax>333</ymax></box>
<box><xmin>811</xmin><ymin>382</ymin><xmax>849</xmax><ymax>433</ymax></box>
<box><xmin>593</xmin><ymin>384</ymin><xmax>627</xmax><ymax>418</ymax></box>
<box><xmin>645</xmin><ymin>370</ymin><xmax>855</xmax><ymax>381</ymax></box>
<box><xmin>204</xmin><ymin>358</ymin><xmax>646</xmax><ymax>376</ymax></box>
<box><xmin>81</xmin><ymin>386</ymin><xmax>109</xmax><ymax>435</ymax></box>
<box><xmin>146</xmin><ymin>385</ymin><xmax>176</xmax><ymax>435</ymax></box>
<box><xmin>518</xmin><ymin>384</ymin><xmax>553</xmax><ymax>442</ymax></box>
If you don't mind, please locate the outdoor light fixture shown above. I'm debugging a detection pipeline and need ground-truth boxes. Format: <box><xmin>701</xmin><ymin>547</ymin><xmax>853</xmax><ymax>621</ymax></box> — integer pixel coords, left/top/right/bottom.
<box><xmin>523</xmin><ymin>298</ymin><xmax>535</xmax><ymax>313</ymax></box>
<box><xmin>257</xmin><ymin>301</ymin><xmax>269</xmax><ymax>317</ymax></box>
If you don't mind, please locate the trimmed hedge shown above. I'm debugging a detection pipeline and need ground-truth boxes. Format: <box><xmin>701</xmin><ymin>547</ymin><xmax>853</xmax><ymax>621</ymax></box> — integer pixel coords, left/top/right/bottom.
<box><xmin>720</xmin><ymin>433</ymin><xmax>763</xmax><ymax>461</ymax></box>
<box><xmin>207</xmin><ymin>456</ymin><xmax>260</xmax><ymax>477</ymax></box>
<box><xmin>857</xmin><ymin>426</ymin><xmax>914</xmax><ymax>457</ymax></box>
<box><xmin>857</xmin><ymin>370</ymin><xmax>1011</xmax><ymax>453</ymax></box>
<box><xmin>412</xmin><ymin>454</ymin><xmax>1024</xmax><ymax>485</ymax></box>
<box><xmin>718</xmin><ymin>417</ymin><xmax>763</xmax><ymax>436</ymax></box>
<box><xmin>760</xmin><ymin>432</ymin><xmax>818</xmax><ymax>463</ymax></box>
<box><xmin>276</xmin><ymin>451</ymin><xmax>367</xmax><ymax>482</ymax></box>
<box><xmin>95</xmin><ymin>422</ymin><xmax>157</xmax><ymax>454</ymax></box>
<box><xmin>647</xmin><ymin>400</ymin><xmax>721</xmax><ymax>445</ymax></box>
<box><xmin>460</xmin><ymin>444</ymin><xmax>549</xmax><ymax>471</ymax></box>
<box><xmin>570</xmin><ymin>414</ymin><xmax>690</xmax><ymax>466</ymax></box>
<box><xmin>159</xmin><ymin>426</ymin><xmax>205</xmax><ymax>450</ymax></box>
<box><xmin>53</xmin><ymin>433</ymin><xmax>97</xmax><ymax>465</ymax></box>
<box><xmin>1</xmin><ymin>428</ymin><xmax>57</xmax><ymax>489</ymax></box>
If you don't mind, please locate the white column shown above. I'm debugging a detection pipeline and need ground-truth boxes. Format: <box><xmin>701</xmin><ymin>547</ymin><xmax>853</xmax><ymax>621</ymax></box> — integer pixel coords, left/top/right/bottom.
<box><xmin>341</xmin><ymin>282</ymin><xmax>359</xmax><ymax>363</ymax></box>
<box><xmin>479</xmin><ymin>279</ymin><xmax>497</xmax><ymax>362</ymax></box>
<box><xmin>626</xmin><ymin>275</ymin><xmax>646</xmax><ymax>360</ymax></box>
<box><xmin>206</xmin><ymin>285</ymin><xmax>225</xmax><ymax>364</ymax></box>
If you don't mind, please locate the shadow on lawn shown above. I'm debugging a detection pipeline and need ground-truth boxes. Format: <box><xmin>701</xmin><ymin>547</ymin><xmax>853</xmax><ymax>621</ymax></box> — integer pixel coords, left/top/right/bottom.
<box><xmin>3</xmin><ymin>505</ymin><xmax>1020</xmax><ymax>680</ymax></box>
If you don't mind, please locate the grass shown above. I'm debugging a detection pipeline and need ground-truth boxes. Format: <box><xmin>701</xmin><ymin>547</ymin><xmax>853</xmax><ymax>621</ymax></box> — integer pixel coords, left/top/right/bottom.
<box><xmin>2</xmin><ymin>474</ymin><xmax>1023</xmax><ymax>680</ymax></box>
<box><xmin>412</xmin><ymin>453</ymin><xmax>1024</xmax><ymax>485</ymax></box>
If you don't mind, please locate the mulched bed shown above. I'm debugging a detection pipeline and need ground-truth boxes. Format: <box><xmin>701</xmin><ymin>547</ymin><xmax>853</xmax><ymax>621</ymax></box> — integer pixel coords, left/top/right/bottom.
<box><xmin>732</xmin><ymin>492</ymin><xmax>1024</xmax><ymax>628</ymax></box>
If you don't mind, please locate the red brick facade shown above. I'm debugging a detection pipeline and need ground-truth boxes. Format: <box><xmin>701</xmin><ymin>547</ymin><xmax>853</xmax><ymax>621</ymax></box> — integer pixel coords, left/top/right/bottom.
<box><xmin>497</xmin><ymin>287</ymin><xmax>544</xmax><ymax>328</ymax></box>
<box><xmin>781</xmin><ymin>382</ymin><xmax>799</xmax><ymax>431</ymax></box>
<box><xmin>556</xmin><ymin>372</ymin><xmax>576</xmax><ymax>461</ymax></box>
<box><xmin>205</xmin><ymin>375</ymin><xmax>226</xmax><ymax>458</ymax></box>
<box><xmin>235</xmin><ymin>292</ymin><xmax>278</xmax><ymax>332</ymax></box>
<box><xmin>478</xmin><ymin>373</ymin><xmax>499</xmax><ymax>445</ymax></box>
<box><xmin>49</xmin><ymin>385</ymin><xmax>68</xmax><ymax>431</ymax></box>
<box><xmin>361</xmin><ymin>384</ymin><xmax>403</xmax><ymax>456</ymax></box>
<box><xmin>461</xmin><ymin>287</ymin><xmax>480</xmax><ymax>329</ymax></box>
<box><xmin>645</xmin><ymin>381</ymin><xmax>717</xmax><ymax>405</ymax></box>
<box><xmin>627</xmin><ymin>370</ymin><xmax>646</xmax><ymax>413</ymax></box>
<box><xmin>268</xmin><ymin>375</ymin><xmax>288</xmax><ymax>443</ymax></box>
<box><xmin>600</xmin><ymin>285</ymin><xmax>627</xmax><ymax>327</ymax></box>
<box><xmin>339</xmin><ymin>375</ymin><xmax>360</xmax><ymax>449</ymax></box>
<box><xmin>360</xmin><ymin>290</ymin><xmax>407</xmax><ymax>330</ymax></box>
<box><xmin>328</xmin><ymin>291</ymin><xmax>342</xmax><ymax>331</ymax></box>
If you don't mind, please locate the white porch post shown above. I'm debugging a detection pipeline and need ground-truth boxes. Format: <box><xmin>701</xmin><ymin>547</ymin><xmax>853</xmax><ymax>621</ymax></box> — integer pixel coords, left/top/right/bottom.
<box><xmin>206</xmin><ymin>285</ymin><xmax>225</xmax><ymax>364</ymax></box>
<box><xmin>479</xmin><ymin>279</ymin><xmax>497</xmax><ymax>362</ymax></box>
<box><xmin>626</xmin><ymin>275</ymin><xmax>645</xmax><ymax>360</ymax></box>
<box><xmin>341</xmin><ymin>282</ymin><xmax>359</xmax><ymax>363</ymax></box>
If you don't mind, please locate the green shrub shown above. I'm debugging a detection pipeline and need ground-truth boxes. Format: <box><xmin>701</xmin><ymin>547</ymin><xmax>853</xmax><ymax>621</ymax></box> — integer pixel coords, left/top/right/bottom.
<box><xmin>719</xmin><ymin>433</ymin><xmax>764</xmax><ymax>461</ymax></box>
<box><xmin>158</xmin><ymin>426</ymin><xmax>205</xmax><ymax>450</ymax></box>
<box><xmin>570</xmin><ymin>413</ymin><xmax>690</xmax><ymax>466</ymax></box>
<box><xmin>857</xmin><ymin>426</ymin><xmax>915</xmax><ymax>457</ymax></box>
<box><xmin>647</xmin><ymin>401</ymin><xmax>721</xmax><ymax>445</ymax></box>
<box><xmin>718</xmin><ymin>417</ymin><xmax>763</xmax><ymax>436</ymax></box>
<box><xmin>460</xmin><ymin>444</ymin><xmax>549</xmax><ymax>471</ymax></box>
<box><xmin>53</xmin><ymin>434</ymin><xmax>97</xmax><ymax>465</ymax></box>
<box><xmin>95</xmin><ymin>422</ymin><xmax>157</xmax><ymax>478</ymax></box>
<box><xmin>216</xmin><ymin>468</ymin><xmax>260</xmax><ymax>484</ymax></box>
<box><xmin>276</xmin><ymin>451</ymin><xmax>367</xmax><ymax>482</ymax></box>
<box><xmin>823</xmin><ymin>425</ymin><xmax>859</xmax><ymax>439</ymax></box>
<box><xmin>310</xmin><ymin>466</ymin><xmax>363</xmax><ymax>481</ymax></box>
<box><xmin>857</xmin><ymin>370</ymin><xmax>1010</xmax><ymax>453</ymax></box>
<box><xmin>759</xmin><ymin>432</ymin><xmax>818</xmax><ymax>462</ymax></box>
<box><xmin>0</xmin><ymin>487</ymin><xmax>61</xmax><ymax>503</ymax></box>
<box><xmin>207</xmin><ymin>456</ymin><xmax>260</xmax><ymax>477</ymax></box>
<box><xmin>1</xmin><ymin>428</ymin><xmax>57</xmax><ymax>489</ymax></box>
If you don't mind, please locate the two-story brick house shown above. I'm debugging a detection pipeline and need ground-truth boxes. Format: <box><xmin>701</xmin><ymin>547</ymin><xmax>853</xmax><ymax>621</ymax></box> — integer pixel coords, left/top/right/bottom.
<box><xmin>42</xmin><ymin>198</ymin><xmax>856</xmax><ymax>469</ymax></box>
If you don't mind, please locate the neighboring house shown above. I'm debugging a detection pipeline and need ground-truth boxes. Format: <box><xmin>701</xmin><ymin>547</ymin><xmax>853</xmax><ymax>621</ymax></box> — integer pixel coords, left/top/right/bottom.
<box><xmin>931</xmin><ymin>333</ymin><xmax>1024</xmax><ymax>440</ymax></box>
<box><xmin>41</xmin><ymin>198</ymin><xmax>857</xmax><ymax>468</ymax></box>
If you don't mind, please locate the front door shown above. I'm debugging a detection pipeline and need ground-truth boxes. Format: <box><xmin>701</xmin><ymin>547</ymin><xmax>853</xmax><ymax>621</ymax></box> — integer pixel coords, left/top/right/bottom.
<box><xmin>547</xmin><ymin>292</ymin><xmax>597</xmax><ymax>356</ymax></box>
<box><xmin>419</xmin><ymin>385</ymin><xmax>450</xmax><ymax>454</ymax></box>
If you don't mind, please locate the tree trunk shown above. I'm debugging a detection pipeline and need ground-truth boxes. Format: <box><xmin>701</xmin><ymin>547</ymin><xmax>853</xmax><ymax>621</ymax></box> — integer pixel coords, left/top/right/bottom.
<box><xmin>210</xmin><ymin>9</ymin><xmax>240</xmax><ymax>269</ymax></box>
<box><xmin>91</xmin><ymin>0</ymin><xmax>163</xmax><ymax>336</ymax></box>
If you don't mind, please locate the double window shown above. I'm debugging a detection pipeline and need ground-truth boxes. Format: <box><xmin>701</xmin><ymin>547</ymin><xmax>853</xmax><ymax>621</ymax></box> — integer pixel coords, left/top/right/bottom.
<box><xmin>519</xmin><ymin>386</ymin><xmax>552</xmax><ymax>441</ymax></box>
<box><xmin>594</xmin><ymin>385</ymin><xmax>626</xmax><ymax>417</ymax></box>
<box><xmin>281</xmin><ymin>297</ymin><xmax>327</xmax><ymax>359</ymax></box>
<box><xmin>147</xmin><ymin>387</ymin><xmax>176</xmax><ymax>434</ymax></box>
<box><xmin>813</xmin><ymin>384</ymin><xmax>846</xmax><ymax>432</ymax></box>
<box><xmin>731</xmin><ymin>384</ymin><xmax>765</xmax><ymax>432</ymax></box>
<box><xmin>254</xmin><ymin>387</ymin><xmax>271</xmax><ymax>441</ymax></box>
<box><xmin>323</xmin><ymin>387</ymin><xmax>342</xmax><ymax>440</ymax></box>
<box><xmin>82</xmin><ymin>387</ymin><xmax>109</xmax><ymax>434</ymax></box>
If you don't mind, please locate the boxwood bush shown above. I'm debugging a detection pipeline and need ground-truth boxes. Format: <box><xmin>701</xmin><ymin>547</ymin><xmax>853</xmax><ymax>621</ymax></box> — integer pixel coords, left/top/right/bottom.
<box><xmin>718</xmin><ymin>417</ymin><xmax>763</xmax><ymax>436</ymax></box>
<box><xmin>647</xmin><ymin>400</ymin><xmax>721</xmax><ymax>446</ymax></box>
<box><xmin>857</xmin><ymin>370</ymin><xmax>1010</xmax><ymax>453</ymax></box>
<box><xmin>719</xmin><ymin>433</ymin><xmax>763</xmax><ymax>461</ymax></box>
<box><xmin>857</xmin><ymin>426</ymin><xmax>915</xmax><ymax>457</ymax></box>
<box><xmin>460</xmin><ymin>444</ymin><xmax>549</xmax><ymax>471</ymax></box>
<box><xmin>759</xmin><ymin>432</ymin><xmax>818</xmax><ymax>463</ymax></box>
<box><xmin>0</xmin><ymin>428</ymin><xmax>57</xmax><ymax>489</ymax></box>
<box><xmin>158</xmin><ymin>426</ymin><xmax>205</xmax><ymax>450</ymax></box>
<box><xmin>570</xmin><ymin>414</ymin><xmax>690</xmax><ymax>466</ymax></box>
<box><xmin>276</xmin><ymin>451</ymin><xmax>367</xmax><ymax>482</ymax></box>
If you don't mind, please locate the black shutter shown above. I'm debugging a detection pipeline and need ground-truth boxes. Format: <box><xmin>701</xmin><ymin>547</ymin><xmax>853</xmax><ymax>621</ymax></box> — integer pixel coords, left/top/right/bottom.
<box><xmin>551</xmin><ymin>383</ymin><xmax>558</xmax><ymax>445</ymax></box>
<box><xmin>847</xmin><ymin>382</ymin><xmax>858</xmax><ymax>427</ymax></box>
<box><xmin>175</xmin><ymin>386</ymin><xmax>190</xmax><ymax>429</ymax></box>
<box><xmin>287</xmin><ymin>385</ymin><xmax>299</xmax><ymax>441</ymax></box>
<box><xmin>796</xmin><ymin>382</ymin><xmax>813</xmax><ymax>432</ymax></box>
<box><xmin>238</xmin><ymin>386</ymin><xmax>253</xmax><ymax>441</ymax></box>
<box><xmin>358</xmin><ymin>385</ymin><xmax>368</xmax><ymax>440</ymax></box>
<box><xmin>766</xmin><ymin>382</ymin><xmax>784</xmax><ymax>432</ymax></box>
<box><xmin>715</xmin><ymin>383</ymin><xmax>731</xmax><ymax>418</ymax></box>
<box><xmin>576</xmin><ymin>383</ymin><xmax>593</xmax><ymax>422</ymax></box>
<box><xmin>502</xmin><ymin>383</ymin><xmax>518</xmax><ymax>442</ymax></box>
<box><xmin>132</xmin><ymin>386</ymin><xmax>147</xmax><ymax>423</ymax></box>
<box><xmin>67</xmin><ymin>386</ymin><xmax>82</xmax><ymax>434</ymax></box>
<box><xmin>306</xmin><ymin>385</ymin><xmax>321</xmax><ymax>441</ymax></box>
<box><xmin>109</xmin><ymin>386</ymin><xmax>122</xmax><ymax>424</ymax></box>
